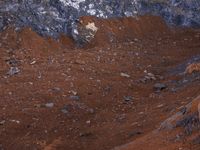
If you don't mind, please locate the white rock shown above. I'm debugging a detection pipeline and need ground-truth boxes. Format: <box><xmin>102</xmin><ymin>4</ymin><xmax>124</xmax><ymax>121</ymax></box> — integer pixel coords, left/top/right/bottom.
<box><xmin>120</xmin><ymin>73</ymin><xmax>130</xmax><ymax>78</ymax></box>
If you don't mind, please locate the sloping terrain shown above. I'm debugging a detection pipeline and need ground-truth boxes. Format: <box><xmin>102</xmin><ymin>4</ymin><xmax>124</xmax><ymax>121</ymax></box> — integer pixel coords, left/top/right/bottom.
<box><xmin>115</xmin><ymin>95</ymin><xmax>200</xmax><ymax>150</ymax></box>
<box><xmin>0</xmin><ymin>16</ymin><xmax>200</xmax><ymax>150</ymax></box>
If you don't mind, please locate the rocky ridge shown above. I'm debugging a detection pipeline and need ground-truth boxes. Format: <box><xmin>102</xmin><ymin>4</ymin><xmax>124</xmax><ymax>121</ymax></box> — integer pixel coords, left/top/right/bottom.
<box><xmin>0</xmin><ymin>0</ymin><xmax>200</xmax><ymax>39</ymax></box>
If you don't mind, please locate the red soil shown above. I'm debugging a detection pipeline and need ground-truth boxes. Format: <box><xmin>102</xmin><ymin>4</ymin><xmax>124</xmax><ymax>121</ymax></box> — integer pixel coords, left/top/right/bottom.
<box><xmin>0</xmin><ymin>16</ymin><xmax>200</xmax><ymax>150</ymax></box>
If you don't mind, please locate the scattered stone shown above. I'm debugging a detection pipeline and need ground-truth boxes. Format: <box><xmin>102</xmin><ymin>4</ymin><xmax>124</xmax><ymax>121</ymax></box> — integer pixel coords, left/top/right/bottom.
<box><xmin>38</xmin><ymin>71</ymin><xmax>42</xmax><ymax>79</ymax></box>
<box><xmin>153</xmin><ymin>83</ymin><xmax>167</xmax><ymax>91</ymax></box>
<box><xmin>61</xmin><ymin>108</ymin><xmax>68</xmax><ymax>114</ymax></box>
<box><xmin>70</xmin><ymin>90</ymin><xmax>78</xmax><ymax>96</ymax></box>
<box><xmin>34</xmin><ymin>104</ymin><xmax>41</xmax><ymax>108</ymax></box>
<box><xmin>88</xmin><ymin>108</ymin><xmax>95</xmax><ymax>114</ymax></box>
<box><xmin>140</xmin><ymin>72</ymin><xmax>159</xmax><ymax>83</ymax></box>
<box><xmin>50</xmin><ymin>87</ymin><xmax>61</xmax><ymax>93</ymax></box>
<box><xmin>74</xmin><ymin>60</ymin><xmax>86</xmax><ymax>65</ymax></box>
<box><xmin>7</xmin><ymin>67</ymin><xmax>20</xmax><ymax>76</ymax></box>
<box><xmin>69</xmin><ymin>95</ymin><xmax>80</xmax><ymax>101</ymax></box>
<box><xmin>79</xmin><ymin>132</ymin><xmax>93</xmax><ymax>137</ymax></box>
<box><xmin>115</xmin><ymin>114</ymin><xmax>126</xmax><ymax>122</ymax></box>
<box><xmin>29</xmin><ymin>82</ymin><xmax>33</xmax><ymax>85</ymax></box>
<box><xmin>10</xmin><ymin>120</ymin><xmax>20</xmax><ymax>124</ymax></box>
<box><xmin>86</xmin><ymin>120</ymin><xmax>91</xmax><ymax>124</ymax></box>
<box><xmin>157</xmin><ymin>75</ymin><xmax>164</xmax><ymax>80</ymax></box>
<box><xmin>30</xmin><ymin>60</ymin><xmax>37</xmax><ymax>65</ymax></box>
<box><xmin>139</xmin><ymin>112</ymin><xmax>144</xmax><ymax>115</ymax></box>
<box><xmin>182</xmin><ymin>79</ymin><xmax>188</xmax><ymax>83</ymax></box>
<box><xmin>0</xmin><ymin>120</ymin><xmax>5</xmax><ymax>125</ymax></box>
<box><xmin>102</xmin><ymin>86</ymin><xmax>112</xmax><ymax>96</ymax></box>
<box><xmin>6</xmin><ymin>58</ymin><xmax>19</xmax><ymax>66</ymax></box>
<box><xmin>157</xmin><ymin>104</ymin><xmax>165</xmax><ymax>108</ymax></box>
<box><xmin>124</xmin><ymin>96</ymin><xmax>134</xmax><ymax>102</ymax></box>
<box><xmin>45</xmin><ymin>103</ymin><xmax>54</xmax><ymax>108</ymax></box>
<box><xmin>146</xmin><ymin>73</ymin><xmax>156</xmax><ymax>80</ymax></box>
<box><xmin>139</xmin><ymin>78</ymin><xmax>147</xmax><ymax>83</ymax></box>
<box><xmin>171</xmin><ymin>88</ymin><xmax>177</xmax><ymax>93</ymax></box>
<box><xmin>131</xmin><ymin>122</ymin><xmax>139</xmax><ymax>126</ymax></box>
<box><xmin>128</xmin><ymin>130</ymin><xmax>143</xmax><ymax>137</ymax></box>
<box><xmin>120</xmin><ymin>72</ymin><xmax>130</xmax><ymax>78</ymax></box>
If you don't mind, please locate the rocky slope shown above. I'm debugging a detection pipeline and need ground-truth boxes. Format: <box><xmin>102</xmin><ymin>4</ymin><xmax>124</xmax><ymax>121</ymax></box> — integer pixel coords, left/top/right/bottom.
<box><xmin>0</xmin><ymin>15</ymin><xmax>200</xmax><ymax>150</ymax></box>
<box><xmin>115</xmin><ymin>95</ymin><xmax>200</xmax><ymax>150</ymax></box>
<box><xmin>0</xmin><ymin>1</ymin><xmax>200</xmax><ymax>150</ymax></box>
<box><xmin>0</xmin><ymin>0</ymin><xmax>200</xmax><ymax>38</ymax></box>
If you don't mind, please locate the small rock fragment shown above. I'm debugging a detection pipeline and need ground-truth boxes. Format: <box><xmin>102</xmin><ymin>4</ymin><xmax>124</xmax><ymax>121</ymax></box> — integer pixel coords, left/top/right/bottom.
<box><xmin>30</xmin><ymin>60</ymin><xmax>36</xmax><ymax>65</ymax></box>
<box><xmin>69</xmin><ymin>95</ymin><xmax>80</xmax><ymax>101</ymax></box>
<box><xmin>7</xmin><ymin>67</ymin><xmax>20</xmax><ymax>76</ymax></box>
<box><xmin>86</xmin><ymin>120</ymin><xmax>91</xmax><ymax>124</ymax></box>
<box><xmin>45</xmin><ymin>103</ymin><xmax>54</xmax><ymax>108</ymax></box>
<box><xmin>0</xmin><ymin>120</ymin><xmax>5</xmax><ymax>125</ymax></box>
<box><xmin>74</xmin><ymin>60</ymin><xmax>86</xmax><ymax>65</ymax></box>
<box><xmin>61</xmin><ymin>105</ymin><xmax>70</xmax><ymax>114</ymax></box>
<box><xmin>10</xmin><ymin>120</ymin><xmax>20</xmax><ymax>124</ymax></box>
<box><xmin>70</xmin><ymin>90</ymin><xmax>78</xmax><ymax>96</ymax></box>
<box><xmin>88</xmin><ymin>108</ymin><xmax>95</xmax><ymax>114</ymax></box>
<box><xmin>157</xmin><ymin>104</ymin><xmax>164</xmax><ymax>108</ymax></box>
<box><xmin>51</xmin><ymin>87</ymin><xmax>61</xmax><ymax>93</ymax></box>
<box><xmin>61</xmin><ymin>108</ymin><xmax>68</xmax><ymax>114</ymax></box>
<box><xmin>120</xmin><ymin>72</ymin><xmax>130</xmax><ymax>78</ymax></box>
<box><xmin>34</xmin><ymin>104</ymin><xmax>42</xmax><ymax>108</ymax></box>
<box><xmin>124</xmin><ymin>96</ymin><xmax>134</xmax><ymax>102</ymax></box>
<box><xmin>153</xmin><ymin>83</ymin><xmax>167</xmax><ymax>91</ymax></box>
<box><xmin>129</xmin><ymin>130</ymin><xmax>143</xmax><ymax>137</ymax></box>
<box><xmin>79</xmin><ymin>132</ymin><xmax>93</xmax><ymax>137</ymax></box>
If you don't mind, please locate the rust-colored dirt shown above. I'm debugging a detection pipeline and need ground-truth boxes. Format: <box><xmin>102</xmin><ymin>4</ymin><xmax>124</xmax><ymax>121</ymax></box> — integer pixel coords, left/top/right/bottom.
<box><xmin>0</xmin><ymin>16</ymin><xmax>200</xmax><ymax>150</ymax></box>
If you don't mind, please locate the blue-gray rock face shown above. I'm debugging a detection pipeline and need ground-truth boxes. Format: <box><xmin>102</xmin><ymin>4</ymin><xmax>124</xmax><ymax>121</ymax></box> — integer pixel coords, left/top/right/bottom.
<box><xmin>140</xmin><ymin>0</ymin><xmax>200</xmax><ymax>27</ymax></box>
<box><xmin>0</xmin><ymin>0</ymin><xmax>200</xmax><ymax>37</ymax></box>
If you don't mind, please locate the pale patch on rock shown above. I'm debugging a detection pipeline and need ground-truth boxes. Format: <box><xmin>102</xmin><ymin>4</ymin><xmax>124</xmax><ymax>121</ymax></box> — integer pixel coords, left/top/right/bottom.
<box><xmin>85</xmin><ymin>22</ymin><xmax>98</xmax><ymax>32</ymax></box>
<box><xmin>72</xmin><ymin>21</ymin><xmax>98</xmax><ymax>45</ymax></box>
<box><xmin>185</xmin><ymin>63</ymin><xmax>200</xmax><ymax>74</ymax></box>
